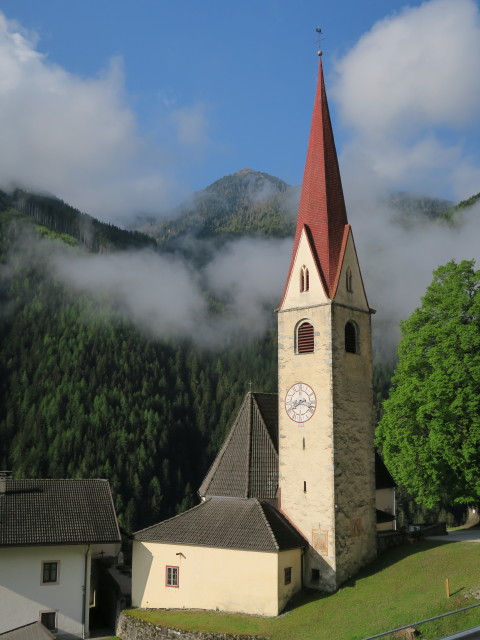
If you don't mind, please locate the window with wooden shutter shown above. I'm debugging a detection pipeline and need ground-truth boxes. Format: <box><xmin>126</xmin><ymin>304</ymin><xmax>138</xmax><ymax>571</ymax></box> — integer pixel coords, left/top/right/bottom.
<box><xmin>297</xmin><ymin>322</ymin><xmax>314</xmax><ymax>353</ymax></box>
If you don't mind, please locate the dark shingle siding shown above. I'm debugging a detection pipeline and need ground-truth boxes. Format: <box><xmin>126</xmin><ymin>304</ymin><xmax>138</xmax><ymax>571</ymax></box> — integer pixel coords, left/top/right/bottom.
<box><xmin>199</xmin><ymin>393</ymin><xmax>278</xmax><ymax>500</ymax></box>
<box><xmin>0</xmin><ymin>479</ymin><xmax>121</xmax><ymax>547</ymax></box>
<box><xmin>134</xmin><ymin>498</ymin><xmax>306</xmax><ymax>552</ymax></box>
<box><xmin>254</xmin><ymin>393</ymin><xmax>278</xmax><ymax>450</ymax></box>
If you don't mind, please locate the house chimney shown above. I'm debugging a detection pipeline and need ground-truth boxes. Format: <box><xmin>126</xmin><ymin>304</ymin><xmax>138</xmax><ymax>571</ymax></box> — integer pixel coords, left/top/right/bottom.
<box><xmin>0</xmin><ymin>471</ymin><xmax>12</xmax><ymax>495</ymax></box>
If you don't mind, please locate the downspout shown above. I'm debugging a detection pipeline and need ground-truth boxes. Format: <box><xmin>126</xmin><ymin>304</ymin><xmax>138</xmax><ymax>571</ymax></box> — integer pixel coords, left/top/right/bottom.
<box><xmin>82</xmin><ymin>544</ymin><xmax>91</xmax><ymax>639</ymax></box>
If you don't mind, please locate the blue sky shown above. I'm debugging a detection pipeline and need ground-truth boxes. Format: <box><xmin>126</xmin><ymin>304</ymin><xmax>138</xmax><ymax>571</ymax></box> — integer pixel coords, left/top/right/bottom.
<box><xmin>1</xmin><ymin>0</ymin><xmax>480</xmax><ymax>222</ymax></box>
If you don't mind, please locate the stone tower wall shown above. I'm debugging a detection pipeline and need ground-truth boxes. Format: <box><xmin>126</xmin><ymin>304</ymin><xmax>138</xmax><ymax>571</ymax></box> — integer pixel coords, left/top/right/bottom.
<box><xmin>331</xmin><ymin>303</ymin><xmax>377</xmax><ymax>584</ymax></box>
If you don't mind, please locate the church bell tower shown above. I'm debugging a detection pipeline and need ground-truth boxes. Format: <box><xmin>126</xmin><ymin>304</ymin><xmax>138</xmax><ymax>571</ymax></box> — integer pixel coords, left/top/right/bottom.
<box><xmin>277</xmin><ymin>55</ymin><xmax>376</xmax><ymax>591</ymax></box>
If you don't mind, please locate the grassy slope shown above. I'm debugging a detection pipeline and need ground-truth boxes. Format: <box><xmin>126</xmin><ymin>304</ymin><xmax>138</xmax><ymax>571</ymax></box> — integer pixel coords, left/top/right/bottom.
<box><xmin>125</xmin><ymin>541</ymin><xmax>480</xmax><ymax>640</ymax></box>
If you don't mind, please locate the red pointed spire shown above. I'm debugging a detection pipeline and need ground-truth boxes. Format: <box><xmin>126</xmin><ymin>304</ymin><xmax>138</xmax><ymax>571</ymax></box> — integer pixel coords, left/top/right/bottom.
<box><xmin>285</xmin><ymin>57</ymin><xmax>348</xmax><ymax>299</ymax></box>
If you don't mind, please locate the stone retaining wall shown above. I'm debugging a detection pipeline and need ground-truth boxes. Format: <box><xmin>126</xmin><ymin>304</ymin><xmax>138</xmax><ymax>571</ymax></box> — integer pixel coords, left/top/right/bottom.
<box><xmin>116</xmin><ymin>611</ymin><xmax>268</xmax><ymax>640</ymax></box>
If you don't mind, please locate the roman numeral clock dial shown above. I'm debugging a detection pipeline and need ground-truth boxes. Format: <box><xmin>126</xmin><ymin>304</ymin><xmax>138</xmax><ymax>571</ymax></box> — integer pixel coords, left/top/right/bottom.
<box><xmin>285</xmin><ymin>383</ymin><xmax>316</xmax><ymax>423</ymax></box>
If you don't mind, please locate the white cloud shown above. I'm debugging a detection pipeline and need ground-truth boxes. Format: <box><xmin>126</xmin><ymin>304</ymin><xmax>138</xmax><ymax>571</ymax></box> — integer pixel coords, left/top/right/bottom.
<box><xmin>42</xmin><ymin>236</ymin><xmax>291</xmax><ymax>347</ymax></box>
<box><xmin>333</xmin><ymin>0</ymin><xmax>480</xmax><ymax>201</ymax></box>
<box><xmin>0</xmin><ymin>12</ymin><xmax>210</xmax><ymax>222</ymax></box>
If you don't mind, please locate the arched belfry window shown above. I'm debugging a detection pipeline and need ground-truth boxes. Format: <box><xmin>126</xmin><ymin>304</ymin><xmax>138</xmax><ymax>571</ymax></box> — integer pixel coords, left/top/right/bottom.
<box><xmin>345</xmin><ymin>321</ymin><xmax>358</xmax><ymax>353</ymax></box>
<box><xmin>300</xmin><ymin>266</ymin><xmax>309</xmax><ymax>292</ymax></box>
<box><xmin>297</xmin><ymin>321</ymin><xmax>314</xmax><ymax>354</ymax></box>
<box><xmin>346</xmin><ymin>267</ymin><xmax>353</xmax><ymax>293</ymax></box>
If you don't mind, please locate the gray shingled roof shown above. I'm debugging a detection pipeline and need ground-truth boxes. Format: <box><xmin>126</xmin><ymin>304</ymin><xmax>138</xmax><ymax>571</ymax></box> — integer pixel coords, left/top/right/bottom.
<box><xmin>134</xmin><ymin>498</ymin><xmax>306</xmax><ymax>552</ymax></box>
<box><xmin>0</xmin><ymin>479</ymin><xmax>121</xmax><ymax>547</ymax></box>
<box><xmin>199</xmin><ymin>393</ymin><xmax>278</xmax><ymax>499</ymax></box>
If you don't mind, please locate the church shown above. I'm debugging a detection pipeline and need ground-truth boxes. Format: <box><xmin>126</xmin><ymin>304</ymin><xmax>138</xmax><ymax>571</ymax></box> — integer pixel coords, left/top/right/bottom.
<box><xmin>131</xmin><ymin>54</ymin><xmax>391</xmax><ymax>616</ymax></box>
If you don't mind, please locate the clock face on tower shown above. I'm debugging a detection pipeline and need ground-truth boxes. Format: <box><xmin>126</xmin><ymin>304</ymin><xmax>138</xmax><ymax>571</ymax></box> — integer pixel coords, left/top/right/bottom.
<box><xmin>285</xmin><ymin>383</ymin><xmax>316</xmax><ymax>423</ymax></box>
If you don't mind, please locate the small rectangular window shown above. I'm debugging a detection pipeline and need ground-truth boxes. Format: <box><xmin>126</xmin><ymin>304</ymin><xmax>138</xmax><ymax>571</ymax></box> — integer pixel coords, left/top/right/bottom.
<box><xmin>166</xmin><ymin>565</ymin><xmax>179</xmax><ymax>587</ymax></box>
<box><xmin>40</xmin><ymin>611</ymin><xmax>57</xmax><ymax>631</ymax></box>
<box><xmin>311</xmin><ymin>569</ymin><xmax>320</xmax><ymax>583</ymax></box>
<box><xmin>41</xmin><ymin>562</ymin><xmax>59</xmax><ymax>584</ymax></box>
<box><xmin>284</xmin><ymin>567</ymin><xmax>292</xmax><ymax>585</ymax></box>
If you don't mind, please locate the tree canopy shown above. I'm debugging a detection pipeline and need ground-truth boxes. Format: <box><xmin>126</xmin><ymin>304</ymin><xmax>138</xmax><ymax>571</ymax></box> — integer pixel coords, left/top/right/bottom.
<box><xmin>376</xmin><ymin>260</ymin><xmax>480</xmax><ymax>509</ymax></box>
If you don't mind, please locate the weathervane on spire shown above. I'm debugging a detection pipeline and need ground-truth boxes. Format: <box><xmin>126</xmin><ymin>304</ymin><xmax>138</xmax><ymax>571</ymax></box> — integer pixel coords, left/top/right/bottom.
<box><xmin>316</xmin><ymin>27</ymin><xmax>323</xmax><ymax>56</ymax></box>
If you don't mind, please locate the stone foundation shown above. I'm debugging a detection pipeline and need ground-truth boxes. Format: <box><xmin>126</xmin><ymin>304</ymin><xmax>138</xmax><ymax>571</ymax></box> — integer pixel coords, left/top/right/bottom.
<box><xmin>116</xmin><ymin>611</ymin><xmax>268</xmax><ymax>640</ymax></box>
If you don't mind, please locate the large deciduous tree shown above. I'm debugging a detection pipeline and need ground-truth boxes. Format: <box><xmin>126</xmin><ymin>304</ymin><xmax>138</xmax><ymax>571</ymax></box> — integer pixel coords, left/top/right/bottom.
<box><xmin>376</xmin><ymin>260</ymin><xmax>480</xmax><ymax>509</ymax></box>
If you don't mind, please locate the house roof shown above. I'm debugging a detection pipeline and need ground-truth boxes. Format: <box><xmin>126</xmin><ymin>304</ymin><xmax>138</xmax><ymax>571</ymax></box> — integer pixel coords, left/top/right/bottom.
<box><xmin>133</xmin><ymin>497</ymin><xmax>306</xmax><ymax>552</ymax></box>
<box><xmin>0</xmin><ymin>478</ymin><xmax>121</xmax><ymax>547</ymax></box>
<box><xmin>282</xmin><ymin>57</ymin><xmax>349</xmax><ymax>302</ymax></box>
<box><xmin>199</xmin><ymin>393</ymin><xmax>278</xmax><ymax>500</ymax></box>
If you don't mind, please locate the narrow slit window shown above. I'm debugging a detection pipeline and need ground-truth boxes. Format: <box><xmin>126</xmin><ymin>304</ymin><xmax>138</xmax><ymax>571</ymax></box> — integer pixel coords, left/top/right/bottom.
<box><xmin>346</xmin><ymin>267</ymin><xmax>353</xmax><ymax>292</ymax></box>
<box><xmin>303</xmin><ymin>481</ymin><xmax>307</xmax><ymax>492</ymax></box>
<box><xmin>300</xmin><ymin>266</ymin><xmax>309</xmax><ymax>292</ymax></box>
<box><xmin>345</xmin><ymin>321</ymin><xmax>358</xmax><ymax>353</ymax></box>
<box><xmin>297</xmin><ymin>322</ymin><xmax>314</xmax><ymax>354</ymax></box>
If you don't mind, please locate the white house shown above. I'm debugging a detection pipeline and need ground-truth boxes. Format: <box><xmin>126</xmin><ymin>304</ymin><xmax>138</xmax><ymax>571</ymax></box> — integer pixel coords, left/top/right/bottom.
<box><xmin>0</xmin><ymin>476</ymin><xmax>121</xmax><ymax>638</ymax></box>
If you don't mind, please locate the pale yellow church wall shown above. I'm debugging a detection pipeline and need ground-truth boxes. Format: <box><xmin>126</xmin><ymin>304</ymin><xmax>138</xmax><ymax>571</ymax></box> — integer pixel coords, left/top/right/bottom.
<box><xmin>281</xmin><ymin>230</ymin><xmax>329</xmax><ymax>310</ymax></box>
<box><xmin>333</xmin><ymin>232</ymin><xmax>369</xmax><ymax>311</ymax></box>
<box><xmin>277</xmin><ymin>548</ymin><xmax>303</xmax><ymax>612</ymax></box>
<box><xmin>132</xmin><ymin>541</ymin><xmax>302</xmax><ymax>617</ymax></box>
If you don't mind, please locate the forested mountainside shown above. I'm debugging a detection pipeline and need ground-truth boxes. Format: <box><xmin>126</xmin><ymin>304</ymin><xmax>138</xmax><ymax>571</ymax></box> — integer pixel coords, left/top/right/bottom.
<box><xmin>139</xmin><ymin>169</ymin><xmax>296</xmax><ymax>244</ymax></box>
<box><xmin>0</xmin><ymin>205</ymin><xmax>277</xmax><ymax>533</ymax></box>
<box><xmin>1</xmin><ymin>174</ymin><xmax>477</xmax><ymax>534</ymax></box>
<box><xmin>5</xmin><ymin>188</ymin><xmax>156</xmax><ymax>252</ymax></box>
<box><xmin>133</xmin><ymin>169</ymin><xmax>455</xmax><ymax>252</ymax></box>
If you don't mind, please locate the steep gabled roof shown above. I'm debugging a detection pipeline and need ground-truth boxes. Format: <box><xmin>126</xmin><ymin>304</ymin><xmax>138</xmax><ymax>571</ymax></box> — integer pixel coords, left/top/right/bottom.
<box><xmin>133</xmin><ymin>498</ymin><xmax>306</xmax><ymax>552</ymax></box>
<box><xmin>0</xmin><ymin>479</ymin><xmax>121</xmax><ymax>547</ymax></box>
<box><xmin>282</xmin><ymin>57</ymin><xmax>349</xmax><ymax>302</ymax></box>
<box><xmin>199</xmin><ymin>392</ymin><xmax>278</xmax><ymax>500</ymax></box>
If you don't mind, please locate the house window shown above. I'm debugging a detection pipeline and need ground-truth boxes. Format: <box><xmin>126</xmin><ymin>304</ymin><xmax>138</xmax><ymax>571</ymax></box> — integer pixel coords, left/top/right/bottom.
<box><xmin>311</xmin><ymin>569</ymin><xmax>320</xmax><ymax>584</ymax></box>
<box><xmin>40</xmin><ymin>611</ymin><xmax>57</xmax><ymax>631</ymax></box>
<box><xmin>345</xmin><ymin>321</ymin><xmax>358</xmax><ymax>354</ymax></box>
<box><xmin>346</xmin><ymin>267</ymin><xmax>353</xmax><ymax>292</ymax></box>
<box><xmin>297</xmin><ymin>322</ymin><xmax>314</xmax><ymax>354</ymax></box>
<box><xmin>284</xmin><ymin>567</ymin><xmax>292</xmax><ymax>585</ymax></box>
<box><xmin>166</xmin><ymin>565</ymin><xmax>179</xmax><ymax>588</ymax></box>
<box><xmin>300</xmin><ymin>266</ymin><xmax>309</xmax><ymax>292</ymax></box>
<box><xmin>41</xmin><ymin>561</ymin><xmax>59</xmax><ymax>584</ymax></box>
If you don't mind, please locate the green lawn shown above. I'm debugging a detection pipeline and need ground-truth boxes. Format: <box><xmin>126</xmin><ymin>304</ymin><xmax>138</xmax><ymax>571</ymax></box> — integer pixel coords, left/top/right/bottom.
<box><xmin>124</xmin><ymin>541</ymin><xmax>480</xmax><ymax>640</ymax></box>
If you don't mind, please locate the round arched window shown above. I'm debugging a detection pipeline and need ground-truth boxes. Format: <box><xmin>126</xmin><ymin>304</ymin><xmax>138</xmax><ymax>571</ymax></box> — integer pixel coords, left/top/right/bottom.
<box><xmin>345</xmin><ymin>321</ymin><xmax>358</xmax><ymax>353</ymax></box>
<box><xmin>297</xmin><ymin>321</ymin><xmax>314</xmax><ymax>353</ymax></box>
